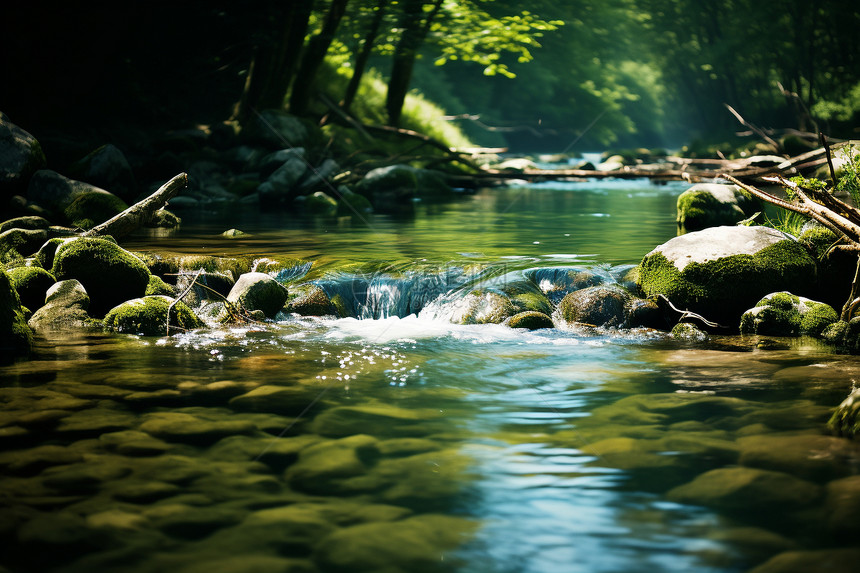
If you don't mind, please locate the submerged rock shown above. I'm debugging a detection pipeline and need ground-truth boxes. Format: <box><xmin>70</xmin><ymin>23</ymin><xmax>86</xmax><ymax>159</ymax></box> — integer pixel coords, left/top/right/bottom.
<box><xmin>103</xmin><ymin>295</ymin><xmax>204</xmax><ymax>336</ymax></box>
<box><xmin>739</xmin><ymin>291</ymin><xmax>838</xmax><ymax>336</ymax></box>
<box><xmin>637</xmin><ymin>226</ymin><xmax>817</xmax><ymax>327</ymax></box>
<box><xmin>676</xmin><ymin>183</ymin><xmax>759</xmax><ymax>231</ymax></box>
<box><xmin>828</xmin><ymin>387</ymin><xmax>860</xmax><ymax>439</ymax></box>
<box><xmin>52</xmin><ymin>237</ymin><xmax>151</xmax><ymax>317</ymax></box>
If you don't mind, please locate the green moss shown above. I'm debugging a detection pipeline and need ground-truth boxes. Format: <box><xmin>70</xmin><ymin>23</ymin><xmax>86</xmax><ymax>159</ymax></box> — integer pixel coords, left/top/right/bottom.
<box><xmin>286</xmin><ymin>285</ymin><xmax>336</xmax><ymax>316</ymax></box>
<box><xmin>0</xmin><ymin>268</ymin><xmax>33</xmax><ymax>358</ymax></box>
<box><xmin>8</xmin><ymin>266</ymin><xmax>55</xmax><ymax>311</ymax></box>
<box><xmin>676</xmin><ymin>186</ymin><xmax>757</xmax><ymax>231</ymax></box>
<box><xmin>52</xmin><ymin>237</ymin><xmax>151</xmax><ymax>317</ymax></box>
<box><xmin>330</xmin><ymin>293</ymin><xmax>352</xmax><ymax>318</ymax></box>
<box><xmin>800</xmin><ymin>302</ymin><xmax>839</xmax><ymax>336</ymax></box>
<box><xmin>104</xmin><ymin>295</ymin><xmax>204</xmax><ymax>336</ymax></box>
<box><xmin>507</xmin><ymin>311</ymin><xmax>554</xmax><ymax>330</ymax></box>
<box><xmin>1</xmin><ymin>228</ymin><xmax>47</xmax><ymax>264</ymax></box>
<box><xmin>145</xmin><ymin>274</ymin><xmax>174</xmax><ymax>296</ymax></box>
<box><xmin>64</xmin><ymin>192</ymin><xmax>128</xmax><ymax>229</ymax></box>
<box><xmin>509</xmin><ymin>291</ymin><xmax>553</xmax><ymax>315</ymax></box>
<box><xmin>638</xmin><ymin>240</ymin><xmax>816</xmax><ymax>326</ymax></box>
<box><xmin>178</xmin><ymin>255</ymin><xmax>252</xmax><ymax>278</ymax></box>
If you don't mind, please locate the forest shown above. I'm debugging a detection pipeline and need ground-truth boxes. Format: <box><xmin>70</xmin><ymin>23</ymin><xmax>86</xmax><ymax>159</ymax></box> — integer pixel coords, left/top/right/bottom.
<box><xmin>3</xmin><ymin>0</ymin><xmax>859</xmax><ymax>154</ymax></box>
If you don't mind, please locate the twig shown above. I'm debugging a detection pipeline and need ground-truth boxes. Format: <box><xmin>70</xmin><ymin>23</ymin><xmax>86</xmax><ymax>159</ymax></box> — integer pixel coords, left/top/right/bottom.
<box><xmin>724</xmin><ymin>103</ymin><xmax>782</xmax><ymax>153</ymax></box>
<box><xmin>167</xmin><ymin>267</ymin><xmax>204</xmax><ymax>335</ymax></box>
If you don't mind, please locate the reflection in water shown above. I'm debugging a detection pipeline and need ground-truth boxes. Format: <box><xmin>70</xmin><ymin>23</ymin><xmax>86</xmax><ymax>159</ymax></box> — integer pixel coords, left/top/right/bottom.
<box><xmin>4</xmin><ymin>180</ymin><xmax>860</xmax><ymax>572</ymax></box>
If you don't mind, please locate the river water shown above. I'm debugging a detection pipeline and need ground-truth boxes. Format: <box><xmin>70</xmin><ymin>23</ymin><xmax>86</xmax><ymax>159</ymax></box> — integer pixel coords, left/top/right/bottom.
<box><xmin>3</xmin><ymin>180</ymin><xmax>860</xmax><ymax>573</ymax></box>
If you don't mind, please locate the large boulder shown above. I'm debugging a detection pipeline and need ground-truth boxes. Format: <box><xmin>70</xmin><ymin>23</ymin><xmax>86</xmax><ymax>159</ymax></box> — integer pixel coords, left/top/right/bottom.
<box><xmin>226</xmin><ymin>272</ymin><xmax>288</xmax><ymax>318</ymax></box>
<box><xmin>51</xmin><ymin>237</ymin><xmax>151</xmax><ymax>317</ymax></box>
<box><xmin>257</xmin><ymin>150</ymin><xmax>308</xmax><ymax>207</ymax></box>
<box><xmin>104</xmin><ymin>295</ymin><xmax>204</xmax><ymax>336</ymax></box>
<box><xmin>7</xmin><ymin>266</ymin><xmax>56</xmax><ymax>312</ymax></box>
<box><xmin>556</xmin><ymin>285</ymin><xmax>632</xmax><ymax>328</ymax></box>
<box><xmin>0</xmin><ymin>227</ymin><xmax>48</xmax><ymax>264</ymax></box>
<box><xmin>27</xmin><ymin>170</ymin><xmax>125</xmax><ymax>222</ymax></box>
<box><xmin>637</xmin><ymin>226</ymin><xmax>817</xmax><ymax>327</ymax></box>
<box><xmin>740</xmin><ymin>292</ymin><xmax>838</xmax><ymax>337</ymax></box>
<box><xmin>677</xmin><ymin>183</ymin><xmax>760</xmax><ymax>231</ymax></box>
<box><xmin>0</xmin><ymin>113</ymin><xmax>46</xmax><ymax>200</ymax></box>
<box><xmin>28</xmin><ymin>279</ymin><xmax>92</xmax><ymax>331</ymax></box>
<box><xmin>68</xmin><ymin>144</ymin><xmax>136</xmax><ymax>201</ymax></box>
<box><xmin>63</xmin><ymin>190</ymin><xmax>128</xmax><ymax>229</ymax></box>
<box><xmin>0</xmin><ymin>215</ymin><xmax>49</xmax><ymax>234</ymax></box>
<box><xmin>0</xmin><ymin>268</ymin><xmax>33</xmax><ymax>359</ymax></box>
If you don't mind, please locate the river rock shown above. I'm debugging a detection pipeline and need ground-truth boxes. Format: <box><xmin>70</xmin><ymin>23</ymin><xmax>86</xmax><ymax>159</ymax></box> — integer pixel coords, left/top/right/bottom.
<box><xmin>139</xmin><ymin>412</ymin><xmax>256</xmax><ymax>445</ymax></box>
<box><xmin>0</xmin><ymin>268</ymin><xmax>33</xmax><ymax>358</ymax></box>
<box><xmin>506</xmin><ymin>310</ymin><xmax>554</xmax><ymax>330</ymax></box>
<box><xmin>676</xmin><ymin>183</ymin><xmax>759</xmax><ymax>231</ymax></box>
<box><xmin>144</xmin><ymin>274</ymin><xmax>174</xmax><ymax>296</ymax></box>
<box><xmin>750</xmin><ymin>548</ymin><xmax>860</xmax><ymax>573</ymax></box>
<box><xmin>740</xmin><ymin>291</ymin><xmax>838</xmax><ymax>336</ymax></box>
<box><xmin>228</xmin><ymin>384</ymin><xmax>320</xmax><ymax>416</ymax></box>
<box><xmin>637</xmin><ymin>225</ymin><xmax>817</xmax><ymax>327</ymax></box>
<box><xmin>227</xmin><ymin>272</ymin><xmax>288</xmax><ymax>318</ymax></box>
<box><xmin>799</xmin><ymin>226</ymin><xmax>856</xmax><ymax>310</ymax></box>
<box><xmin>28</xmin><ymin>279</ymin><xmax>91</xmax><ymax>331</ymax></box>
<box><xmin>104</xmin><ymin>295</ymin><xmax>204</xmax><ymax>336</ymax></box>
<box><xmin>828</xmin><ymin>387</ymin><xmax>860</xmax><ymax>439</ymax></box>
<box><xmin>353</xmin><ymin>164</ymin><xmax>452</xmax><ymax>210</ymax></box>
<box><xmin>311</xmin><ymin>403</ymin><xmax>444</xmax><ymax>438</ymax></box>
<box><xmin>667</xmin><ymin>467</ymin><xmax>821</xmax><ymax>515</ymax></box>
<box><xmin>244</xmin><ymin>109</ymin><xmax>308</xmax><ymax>149</ymax></box>
<box><xmin>63</xmin><ymin>190</ymin><xmax>128</xmax><ymax>230</ymax></box>
<box><xmin>257</xmin><ymin>151</ymin><xmax>308</xmax><ymax>207</ymax></box>
<box><xmin>0</xmin><ymin>215</ymin><xmax>49</xmax><ymax>234</ymax></box>
<box><xmin>300</xmin><ymin>191</ymin><xmax>338</xmax><ymax>215</ymax></box>
<box><xmin>69</xmin><ymin>144</ymin><xmax>136</xmax><ymax>201</ymax></box>
<box><xmin>738</xmin><ymin>433</ymin><xmax>858</xmax><ymax>482</ymax></box>
<box><xmin>285</xmin><ymin>434</ymin><xmax>380</xmax><ymax>493</ymax></box>
<box><xmin>556</xmin><ymin>285</ymin><xmax>631</xmax><ymax>327</ymax></box>
<box><xmin>286</xmin><ymin>284</ymin><xmax>337</xmax><ymax>316</ymax></box>
<box><xmin>7</xmin><ymin>266</ymin><xmax>55</xmax><ymax>312</ymax></box>
<box><xmin>27</xmin><ymin>169</ymin><xmax>115</xmax><ymax>217</ymax></box>
<box><xmin>525</xmin><ymin>266</ymin><xmax>613</xmax><ymax>305</ymax></box>
<box><xmin>0</xmin><ymin>113</ymin><xmax>46</xmax><ymax>200</ymax></box>
<box><xmin>313</xmin><ymin>514</ymin><xmax>476</xmax><ymax>573</ymax></box>
<box><xmin>52</xmin><ymin>237</ymin><xmax>151</xmax><ymax>317</ymax></box>
<box><xmin>0</xmin><ymin>228</ymin><xmax>47</xmax><ymax>263</ymax></box>
<box><xmin>336</xmin><ymin>186</ymin><xmax>373</xmax><ymax>215</ymax></box>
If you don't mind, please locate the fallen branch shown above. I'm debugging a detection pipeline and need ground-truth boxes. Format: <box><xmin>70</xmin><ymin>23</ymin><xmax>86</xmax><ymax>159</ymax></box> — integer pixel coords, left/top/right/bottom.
<box><xmin>83</xmin><ymin>173</ymin><xmax>187</xmax><ymax>239</ymax></box>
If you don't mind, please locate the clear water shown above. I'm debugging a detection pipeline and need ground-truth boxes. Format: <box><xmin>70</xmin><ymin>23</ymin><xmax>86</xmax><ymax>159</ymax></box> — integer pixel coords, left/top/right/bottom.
<box><xmin>3</xmin><ymin>180</ymin><xmax>860</xmax><ymax>573</ymax></box>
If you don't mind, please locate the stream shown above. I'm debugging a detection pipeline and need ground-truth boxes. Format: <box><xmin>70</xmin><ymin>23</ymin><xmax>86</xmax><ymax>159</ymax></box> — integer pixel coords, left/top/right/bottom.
<box><xmin>3</xmin><ymin>178</ymin><xmax>860</xmax><ymax>573</ymax></box>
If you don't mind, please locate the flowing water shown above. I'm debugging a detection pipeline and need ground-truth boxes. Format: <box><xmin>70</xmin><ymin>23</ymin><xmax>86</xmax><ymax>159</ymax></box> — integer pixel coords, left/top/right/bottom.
<box><xmin>3</xmin><ymin>180</ymin><xmax>860</xmax><ymax>573</ymax></box>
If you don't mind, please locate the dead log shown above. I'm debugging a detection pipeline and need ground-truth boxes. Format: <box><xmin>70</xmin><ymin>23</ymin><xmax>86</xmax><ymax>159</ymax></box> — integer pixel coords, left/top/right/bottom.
<box><xmin>82</xmin><ymin>173</ymin><xmax>187</xmax><ymax>239</ymax></box>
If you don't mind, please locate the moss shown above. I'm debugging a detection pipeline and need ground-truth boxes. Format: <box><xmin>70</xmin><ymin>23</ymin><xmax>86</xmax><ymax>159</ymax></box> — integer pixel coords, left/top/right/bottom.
<box><xmin>145</xmin><ymin>274</ymin><xmax>174</xmax><ymax>296</ymax></box>
<box><xmin>8</xmin><ymin>266</ymin><xmax>55</xmax><ymax>311</ymax></box>
<box><xmin>460</xmin><ymin>290</ymin><xmax>516</xmax><ymax>324</ymax></box>
<box><xmin>509</xmin><ymin>291</ymin><xmax>553</xmax><ymax>315</ymax></box>
<box><xmin>52</xmin><ymin>237</ymin><xmax>151</xmax><ymax>317</ymax></box>
<box><xmin>178</xmin><ymin>255</ymin><xmax>252</xmax><ymax>278</ymax></box>
<box><xmin>557</xmin><ymin>285</ymin><xmax>631</xmax><ymax>327</ymax></box>
<box><xmin>638</xmin><ymin>240</ymin><xmax>816</xmax><ymax>327</ymax></box>
<box><xmin>0</xmin><ymin>228</ymin><xmax>47</xmax><ymax>264</ymax></box>
<box><xmin>740</xmin><ymin>292</ymin><xmax>838</xmax><ymax>336</ymax></box>
<box><xmin>330</xmin><ymin>293</ymin><xmax>352</xmax><ymax>318</ymax></box>
<box><xmin>104</xmin><ymin>295</ymin><xmax>204</xmax><ymax>336</ymax></box>
<box><xmin>671</xmin><ymin>322</ymin><xmax>708</xmax><ymax>341</ymax></box>
<box><xmin>800</xmin><ymin>302</ymin><xmax>839</xmax><ymax>336</ymax></box>
<box><xmin>286</xmin><ymin>285</ymin><xmax>336</xmax><ymax>316</ymax></box>
<box><xmin>676</xmin><ymin>185</ymin><xmax>757</xmax><ymax>231</ymax></box>
<box><xmin>799</xmin><ymin>226</ymin><xmax>856</xmax><ymax>309</ymax></box>
<box><xmin>0</xmin><ymin>268</ymin><xmax>33</xmax><ymax>358</ymax></box>
<box><xmin>507</xmin><ymin>311</ymin><xmax>553</xmax><ymax>330</ymax></box>
<box><xmin>63</xmin><ymin>191</ymin><xmax>128</xmax><ymax>229</ymax></box>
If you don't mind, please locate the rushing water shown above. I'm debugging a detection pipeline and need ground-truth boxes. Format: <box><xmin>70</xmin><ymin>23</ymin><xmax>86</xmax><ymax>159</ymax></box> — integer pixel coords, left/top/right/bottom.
<box><xmin>3</xmin><ymin>180</ymin><xmax>860</xmax><ymax>573</ymax></box>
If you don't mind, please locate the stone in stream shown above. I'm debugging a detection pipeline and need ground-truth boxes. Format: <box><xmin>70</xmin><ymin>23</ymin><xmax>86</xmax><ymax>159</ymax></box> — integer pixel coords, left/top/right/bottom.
<box><xmin>555</xmin><ymin>284</ymin><xmax>632</xmax><ymax>328</ymax></box>
<box><xmin>139</xmin><ymin>412</ymin><xmax>256</xmax><ymax>445</ymax></box>
<box><xmin>228</xmin><ymin>384</ymin><xmax>321</xmax><ymax>416</ymax></box>
<box><xmin>637</xmin><ymin>225</ymin><xmax>817</xmax><ymax>328</ymax></box>
<box><xmin>506</xmin><ymin>310</ymin><xmax>554</xmax><ymax>330</ymax></box>
<box><xmin>103</xmin><ymin>295</ymin><xmax>204</xmax><ymax>336</ymax></box>
<box><xmin>0</xmin><ymin>267</ymin><xmax>33</xmax><ymax>358</ymax></box>
<box><xmin>0</xmin><ymin>227</ymin><xmax>47</xmax><ymax>263</ymax></box>
<box><xmin>285</xmin><ymin>284</ymin><xmax>338</xmax><ymax>316</ymax></box>
<box><xmin>7</xmin><ymin>265</ymin><xmax>55</xmax><ymax>312</ymax></box>
<box><xmin>676</xmin><ymin>182</ymin><xmax>760</xmax><ymax>231</ymax></box>
<box><xmin>285</xmin><ymin>434</ymin><xmax>380</xmax><ymax>494</ymax></box>
<box><xmin>27</xmin><ymin>279</ymin><xmax>92</xmax><ymax>332</ymax></box>
<box><xmin>227</xmin><ymin>272</ymin><xmax>288</xmax><ymax>318</ymax></box>
<box><xmin>749</xmin><ymin>548</ymin><xmax>860</xmax><ymax>573</ymax></box>
<box><xmin>740</xmin><ymin>291</ymin><xmax>838</xmax><ymax>337</ymax></box>
<box><xmin>51</xmin><ymin>236</ymin><xmax>151</xmax><ymax>317</ymax></box>
<box><xmin>313</xmin><ymin>514</ymin><xmax>476</xmax><ymax>573</ymax></box>
<box><xmin>68</xmin><ymin>143</ymin><xmax>137</xmax><ymax>201</ymax></box>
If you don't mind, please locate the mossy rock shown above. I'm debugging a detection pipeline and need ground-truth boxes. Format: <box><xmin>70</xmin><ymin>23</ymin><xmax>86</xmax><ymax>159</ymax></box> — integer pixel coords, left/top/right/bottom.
<box><xmin>637</xmin><ymin>226</ymin><xmax>817</xmax><ymax>327</ymax></box>
<box><xmin>506</xmin><ymin>311</ymin><xmax>553</xmax><ymax>330</ymax></box>
<box><xmin>7</xmin><ymin>266</ymin><xmax>55</xmax><ymax>311</ymax></box>
<box><xmin>457</xmin><ymin>290</ymin><xmax>517</xmax><ymax>324</ymax></box>
<box><xmin>226</xmin><ymin>272</ymin><xmax>288</xmax><ymax>318</ymax></box>
<box><xmin>52</xmin><ymin>237</ymin><xmax>151</xmax><ymax>317</ymax></box>
<box><xmin>0</xmin><ymin>268</ymin><xmax>33</xmax><ymax>359</ymax></box>
<box><xmin>104</xmin><ymin>295</ymin><xmax>204</xmax><ymax>336</ymax></box>
<box><xmin>671</xmin><ymin>322</ymin><xmax>709</xmax><ymax>341</ymax></box>
<box><xmin>0</xmin><ymin>215</ymin><xmax>49</xmax><ymax>234</ymax></box>
<box><xmin>63</xmin><ymin>191</ymin><xmax>128</xmax><ymax>229</ymax></box>
<box><xmin>28</xmin><ymin>279</ymin><xmax>93</xmax><ymax>332</ymax></box>
<box><xmin>302</xmin><ymin>191</ymin><xmax>337</xmax><ymax>215</ymax></box>
<box><xmin>740</xmin><ymin>291</ymin><xmax>838</xmax><ymax>337</ymax></box>
<box><xmin>147</xmin><ymin>208</ymin><xmax>181</xmax><ymax>229</ymax></box>
<box><xmin>676</xmin><ymin>183</ymin><xmax>760</xmax><ymax>231</ymax></box>
<box><xmin>0</xmin><ymin>228</ymin><xmax>47</xmax><ymax>263</ymax></box>
<box><xmin>799</xmin><ymin>226</ymin><xmax>856</xmax><ymax>310</ymax></box>
<box><xmin>286</xmin><ymin>284</ymin><xmax>337</xmax><ymax>316</ymax></box>
<box><xmin>336</xmin><ymin>186</ymin><xmax>373</xmax><ymax>215</ymax></box>
<box><xmin>145</xmin><ymin>274</ymin><xmax>175</xmax><ymax>296</ymax></box>
<box><xmin>828</xmin><ymin>388</ymin><xmax>860</xmax><ymax>439</ymax></box>
<box><xmin>556</xmin><ymin>285</ymin><xmax>631</xmax><ymax>327</ymax></box>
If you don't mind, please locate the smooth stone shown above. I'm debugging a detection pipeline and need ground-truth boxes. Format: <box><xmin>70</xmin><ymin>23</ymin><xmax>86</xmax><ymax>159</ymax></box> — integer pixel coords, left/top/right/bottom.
<box><xmin>152</xmin><ymin>506</ymin><xmax>245</xmax><ymax>540</ymax></box>
<box><xmin>310</xmin><ymin>403</ymin><xmax>443</xmax><ymax>438</ymax></box>
<box><xmin>139</xmin><ymin>412</ymin><xmax>256</xmax><ymax>445</ymax></box>
<box><xmin>111</xmin><ymin>481</ymin><xmax>182</xmax><ymax>503</ymax></box>
<box><xmin>737</xmin><ymin>433</ymin><xmax>859</xmax><ymax>482</ymax></box>
<box><xmin>228</xmin><ymin>384</ymin><xmax>320</xmax><ymax>416</ymax></box>
<box><xmin>750</xmin><ymin>548</ymin><xmax>860</xmax><ymax>573</ymax></box>
<box><xmin>53</xmin><ymin>407</ymin><xmax>136</xmax><ymax>436</ymax></box>
<box><xmin>41</xmin><ymin>461</ymin><xmax>132</xmax><ymax>493</ymax></box>
<box><xmin>86</xmin><ymin>509</ymin><xmax>148</xmax><ymax>530</ymax></box>
<box><xmin>206</xmin><ymin>434</ymin><xmax>321</xmax><ymax>471</ymax></box>
<box><xmin>0</xmin><ymin>444</ymin><xmax>83</xmax><ymax>475</ymax></box>
<box><xmin>178</xmin><ymin>555</ymin><xmax>315</xmax><ymax>573</ymax></box>
<box><xmin>285</xmin><ymin>434</ymin><xmax>380</xmax><ymax>494</ymax></box>
<box><xmin>824</xmin><ymin>475</ymin><xmax>860</xmax><ymax>539</ymax></box>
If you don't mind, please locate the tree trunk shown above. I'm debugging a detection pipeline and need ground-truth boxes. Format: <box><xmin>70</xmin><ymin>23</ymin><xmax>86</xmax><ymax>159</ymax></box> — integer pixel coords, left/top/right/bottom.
<box><xmin>233</xmin><ymin>1</ymin><xmax>313</xmax><ymax>123</ymax></box>
<box><xmin>385</xmin><ymin>0</ymin><xmax>442</xmax><ymax>127</ymax></box>
<box><xmin>289</xmin><ymin>0</ymin><xmax>350</xmax><ymax>115</ymax></box>
<box><xmin>342</xmin><ymin>0</ymin><xmax>388</xmax><ymax>112</ymax></box>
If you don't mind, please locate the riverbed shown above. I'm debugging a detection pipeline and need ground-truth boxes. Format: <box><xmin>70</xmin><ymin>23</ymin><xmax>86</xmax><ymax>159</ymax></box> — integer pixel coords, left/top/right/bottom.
<box><xmin>3</xmin><ymin>179</ymin><xmax>860</xmax><ymax>573</ymax></box>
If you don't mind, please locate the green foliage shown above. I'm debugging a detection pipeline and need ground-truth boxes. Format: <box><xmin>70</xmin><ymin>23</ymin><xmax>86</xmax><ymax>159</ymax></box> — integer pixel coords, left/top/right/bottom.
<box><xmin>763</xmin><ymin>210</ymin><xmax>808</xmax><ymax>237</ymax></box>
<box><xmin>835</xmin><ymin>147</ymin><xmax>860</xmax><ymax>205</ymax></box>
